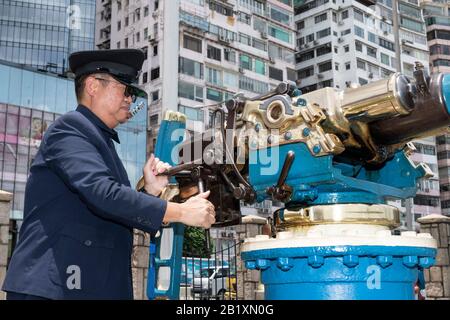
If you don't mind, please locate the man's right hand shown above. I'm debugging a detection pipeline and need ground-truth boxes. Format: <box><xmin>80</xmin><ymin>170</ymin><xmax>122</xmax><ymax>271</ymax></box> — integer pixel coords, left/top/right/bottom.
<box><xmin>163</xmin><ymin>191</ymin><xmax>215</xmax><ymax>229</ymax></box>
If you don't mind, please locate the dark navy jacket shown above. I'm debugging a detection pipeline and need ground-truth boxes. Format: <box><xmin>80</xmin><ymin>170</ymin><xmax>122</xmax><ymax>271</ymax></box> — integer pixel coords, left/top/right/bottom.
<box><xmin>2</xmin><ymin>105</ymin><xmax>167</xmax><ymax>299</ymax></box>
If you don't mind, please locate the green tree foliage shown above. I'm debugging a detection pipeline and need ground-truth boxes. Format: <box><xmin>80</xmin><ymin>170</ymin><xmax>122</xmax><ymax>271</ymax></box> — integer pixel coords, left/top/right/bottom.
<box><xmin>183</xmin><ymin>226</ymin><xmax>214</xmax><ymax>257</ymax></box>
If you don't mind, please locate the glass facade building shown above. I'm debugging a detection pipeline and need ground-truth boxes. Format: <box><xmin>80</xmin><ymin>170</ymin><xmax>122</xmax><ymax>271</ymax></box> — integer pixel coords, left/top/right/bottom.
<box><xmin>0</xmin><ymin>62</ymin><xmax>148</xmax><ymax>236</ymax></box>
<box><xmin>0</xmin><ymin>0</ymin><xmax>95</xmax><ymax>72</ymax></box>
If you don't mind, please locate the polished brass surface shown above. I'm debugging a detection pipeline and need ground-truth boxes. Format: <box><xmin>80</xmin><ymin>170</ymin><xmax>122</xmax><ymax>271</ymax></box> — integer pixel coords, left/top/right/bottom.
<box><xmin>276</xmin><ymin>204</ymin><xmax>400</xmax><ymax>231</ymax></box>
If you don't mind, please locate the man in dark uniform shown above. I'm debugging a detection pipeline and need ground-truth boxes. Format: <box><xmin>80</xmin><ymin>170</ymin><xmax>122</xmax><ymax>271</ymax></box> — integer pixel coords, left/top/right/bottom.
<box><xmin>2</xmin><ymin>49</ymin><xmax>215</xmax><ymax>300</ymax></box>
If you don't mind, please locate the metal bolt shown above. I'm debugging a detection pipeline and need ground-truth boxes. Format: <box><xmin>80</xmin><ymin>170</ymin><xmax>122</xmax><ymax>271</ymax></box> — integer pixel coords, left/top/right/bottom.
<box><xmin>276</xmin><ymin>257</ymin><xmax>293</xmax><ymax>271</ymax></box>
<box><xmin>297</xmin><ymin>98</ymin><xmax>307</xmax><ymax>107</ymax></box>
<box><xmin>256</xmin><ymin>259</ymin><xmax>270</xmax><ymax>270</ymax></box>
<box><xmin>245</xmin><ymin>261</ymin><xmax>256</xmax><ymax>270</ymax></box>
<box><xmin>419</xmin><ymin>257</ymin><xmax>435</xmax><ymax>268</ymax></box>
<box><xmin>313</xmin><ymin>145</ymin><xmax>321</xmax><ymax>154</ymax></box>
<box><xmin>302</xmin><ymin>128</ymin><xmax>310</xmax><ymax>137</ymax></box>
<box><xmin>284</xmin><ymin>131</ymin><xmax>292</xmax><ymax>140</ymax></box>
<box><xmin>267</xmin><ymin>135</ymin><xmax>273</xmax><ymax>144</ymax></box>
<box><xmin>377</xmin><ymin>255</ymin><xmax>393</xmax><ymax>268</ymax></box>
<box><xmin>307</xmin><ymin>255</ymin><xmax>324</xmax><ymax>268</ymax></box>
<box><xmin>402</xmin><ymin>256</ymin><xmax>418</xmax><ymax>268</ymax></box>
<box><xmin>255</xmin><ymin>123</ymin><xmax>261</xmax><ymax>132</ymax></box>
<box><xmin>343</xmin><ymin>255</ymin><xmax>359</xmax><ymax>268</ymax></box>
<box><xmin>84</xmin><ymin>240</ymin><xmax>92</xmax><ymax>247</ymax></box>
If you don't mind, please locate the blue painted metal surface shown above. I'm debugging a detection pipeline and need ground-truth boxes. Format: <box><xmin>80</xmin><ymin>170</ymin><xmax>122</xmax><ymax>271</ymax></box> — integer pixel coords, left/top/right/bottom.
<box><xmin>442</xmin><ymin>74</ymin><xmax>450</xmax><ymax>114</ymax></box>
<box><xmin>242</xmin><ymin>245</ymin><xmax>436</xmax><ymax>300</ymax></box>
<box><xmin>249</xmin><ymin>143</ymin><xmax>427</xmax><ymax>206</ymax></box>
<box><xmin>147</xmin><ymin>116</ymin><xmax>186</xmax><ymax>300</ymax></box>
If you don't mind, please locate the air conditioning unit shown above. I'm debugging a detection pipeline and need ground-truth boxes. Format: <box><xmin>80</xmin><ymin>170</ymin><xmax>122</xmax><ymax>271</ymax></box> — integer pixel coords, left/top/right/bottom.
<box><xmin>383</xmin><ymin>31</ymin><xmax>389</xmax><ymax>35</ymax></box>
<box><xmin>219</xmin><ymin>35</ymin><xmax>230</xmax><ymax>43</ymax></box>
<box><xmin>148</xmin><ymin>35</ymin><xmax>155</xmax><ymax>42</ymax></box>
<box><xmin>152</xmin><ymin>11</ymin><xmax>159</xmax><ymax>18</ymax></box>
<box><xmin>338</xmin><ymin>21</ymin><xmax>344</xmax><ymax>26</ymax></box>
<box><xmin>317</xmin><ymin>73</ymin><xmax>324</xmax><ymax>79</ymax></box>
<box><xmin>239</xmin><ymin>67</ymin><xmax>244</xmax><ymax>73</ymax></box>
<box><xmin>299</xmin><ymin>45</ymin><xmax>305</xmax><ymax>50</ymax></box>
<box><xmin>261</xmin><ymin>32</ymin><xmax>268</xmax><ymax>39</ymax></box>
<box><xmin>305</xmin><ymin>43</ymin><xmax>310</xmax><ymax>48</ymax></box>
<box><xmin>337</xmin><ymin>37</ymin><xmax>344</xmax><ymax>43</ymax></box>
<box><xmin>269</xmin><ymin>57</ymin><xmax>275</xmax><ymax>64</ymax></box>
<box><xmin>402</xmin><ymin>39</ymin><xmax>413</xmax><ymax>45</ymax></box>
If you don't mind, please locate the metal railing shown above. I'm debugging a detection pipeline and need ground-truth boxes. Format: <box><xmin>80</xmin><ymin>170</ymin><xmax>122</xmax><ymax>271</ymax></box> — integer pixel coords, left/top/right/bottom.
<box><xmin>179</xmin><ymin>240</ymin><xmax>241</xmax><ymax>300</ymax></box>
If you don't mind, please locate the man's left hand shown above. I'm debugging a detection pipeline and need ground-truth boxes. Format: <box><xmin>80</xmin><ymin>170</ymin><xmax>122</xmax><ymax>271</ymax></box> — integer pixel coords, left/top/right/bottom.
<box><xmin>143</xmin><ymin>154</ymin><xmax>171</xmax><ymax>196</ymax></box>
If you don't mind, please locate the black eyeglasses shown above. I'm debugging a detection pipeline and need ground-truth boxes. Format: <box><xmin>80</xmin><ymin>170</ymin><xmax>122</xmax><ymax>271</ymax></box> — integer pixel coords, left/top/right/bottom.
<box><xmin>94</xmin><ymin>77</ymin><xmax>137</xmax><ymax>102</ymax></box>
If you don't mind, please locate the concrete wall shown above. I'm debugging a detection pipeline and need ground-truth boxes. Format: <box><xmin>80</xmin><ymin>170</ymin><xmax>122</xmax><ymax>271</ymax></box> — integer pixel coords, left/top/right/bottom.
<box><xmin>0</xmin><ymin>191</ymin><xmax>12</xmax><ymax>300</ymax></box>
<box><xmin>418</xmin><ymin>214</ymin><xmax>450</xmax><ymax>300</ymax></box>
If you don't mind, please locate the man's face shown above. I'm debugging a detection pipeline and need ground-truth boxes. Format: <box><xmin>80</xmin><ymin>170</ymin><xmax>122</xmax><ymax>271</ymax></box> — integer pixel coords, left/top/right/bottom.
<box><xmin>92</xmin><ymin>74</ymin><xmax>133</xmax><ymax>127</ymax></box>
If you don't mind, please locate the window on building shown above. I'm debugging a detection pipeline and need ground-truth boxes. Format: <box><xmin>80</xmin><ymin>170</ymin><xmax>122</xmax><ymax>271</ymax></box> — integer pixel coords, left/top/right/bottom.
<box><xmin>298</xmin><ymin>50</ymin><xmax>314</xmax><ymax>62</ymax></box>
<box><xmin>144</xmin><ymin>6</ymin><xmax>149</xmax><ymax>16</ymax></box>
<box><xmin>317</xmin><ymin>43</ymin><xmax>332</xmax><ymax>56</ymax></box>
<box><xmin>367</xmin><ymin>46</ymin><xmax>377</xmax><ymax>58</ymax></box>
<box><xmin>206</xmin><ymin>67</ymin><xmax>223</xmax><ymax>86</ymax></box>
<box><xmin>379</xmin><ymin>38</ymin><xmax>395</xmax><ymax>51</ymax></box>
<box><xmin>344</xmin><ymin>45</ymin><xmax>349</xmax><ymax>52</ymax></box>
<box><xmin>254</xmin><ymin>59</ymin><xmax>266</xmax><ymax>75</ymax></box>
<box><xmin>240</xmin><ymin>54</ymin><xmax>252</xmax><ymax>70</ymax></box>
<box><xmin>359</xmin><ymin>78</ymin><xmax>368</xmax><ymax>85</ymax></box>
<box><xmin>268</xmin><ymin>25</ymin><xmax>291</xmax><ymax>44</ymax></box>
<box><xmin>238</xmin><ymin>12</ymin><xmax>251</xmax><ymax>25</ymax></box>
<box><xmin>150</xmin><ymin>114</ymin><xmax>158</xmax><ymax>126</ymax></box>
<box><xmin>368</xmin><ymin>32</ymin><xmax>377</xmax><ymax>44</ymax></box>
<box><xmin>342</xmin><ymin>10</ymin><xmax>349</xmax><ymax>19</ymax></box>
<box><xmin>142</xmin><ymin>46</ymin><xmax>148</xmax><ymax>60</ymax></box>
<box><xmin>345</xmin><ymin>62</ymin><xmax>351</xmax><ymax>70</ymax></box>
<box><xmin>125</xmin><ymin>16</ymin><xmax>129</xmax><ymax>26</ymax></box>
<box><xmin>318</xmin><ymin>61</ymin><xmax>332</xmax><ymax>73</ymax></box>
<box><xmin>151</xmin><ymin>67</ymin><xmax>160</xmax><ymax>80</ymax></box>
<box><xmin>341</xmin><ymin>29</ymin><xmax>351</xmax><ymax>36</ymax></box>
<box><xmin>357</xmin><ymin>59</ymin><xmax>366</xmax><ymax>70</ymax></box>
<box><xmin>355</xmin><ymin>41</ymin><xmax>363</xmax><ymax>52</ymax></box>
<box><xmin>184</xmin><ymin>35</ymin><xmax>202</xmax><ymax>53</ymax></box>
<box><xmin>178</xmin><ymin>81</ymin><xmax>203</xmax><ymax>102</ymax></box>
<box><xmin>239</xmin><ymin>33</ymin><xmax>252</xmax><ymax>46</ymax></box>
<box><xmin>298</xmin><ymin>65</ymin><xmax>314</xmax><ymax>79</ymax></box>
<box><xmin>287</xmin><ymin>68</ymin><xmax>296</xmax><ymax>82</ymax></box>
<box><xmin>151</xmin><ymin>90</ymin><xmax>159</xmax><ymax>102</ymax></box>
<box><xmin>224</xmin><ymin>49</ymin><xmax>236</xmax><ymax>63</ymax></box>
<box><xmin>117</xmin><ymin>41</ymin><xmax>121</xmax><ymax>49</ymax></box>
<box><xmin>297</xmin><ymin>20</ymin><xmax>305</xmax><ymax>30</ymax></box>
<box><xmin>380</xmin><ymin>53</ymin><xmax>390</xmax><ymax>66</ymax></box>
<box><xmin>124</xmin><ymin>38</ymin><xmax>128</xmax><ymax>48</ymax></box>
<box><xmin>315</xmin><ymin>12</ymin><xmax>327</xmax><ymax>24</ymax></box>
<box><xmin>207</xmin><ymin>45</ymin><xmax>222</xmax><ymax>61</ymax></box>
<box><xmin>354</xmin><ymin>8</ymin><xmax>364</xmax><ymax>22</ymax></box>
<box><xmin>153</xmin><ymin>45</ymin><xmax>158</xmax><ymax>56</ymax></box>
<box><xmin>335</xmin><ymin>62</ymin><xmax>339</xmax><ymax>71</ymax></box>
<box><xmin>354</xmin><ymin>26</ymin><xmax>364</xmax><ymax>38</ymax></box>
<box><xmin>317</xmin><ymin>28</ymin><xmax>331</xmax><ymax>39</ymax></box>
<box><xmin>178</xmin><ymin>105</ymin><xmax>203</xmax><ymax>121</ymax></box>
<box><xmin>179</xmin><ymin>57</ymin><xmax>203</xmax><ymax>79</ymax></box>
<box><xmin>117</xmin><ymin>21</ymin><xmax>121</xmax><ymax>31</ymax></box>
<box><xmin>142</xmin><ymin>72</ymin><xmax>148</xmax><ymax>84</ymax></box>
<box><xmin>136</xmin><ymin>32</ymin><xmax>140</xmax><ymax>42</ymax></box>
<box><xmin>306</xmin><ymin>33</ymin><xmax>315</xmax><ymax>42</ymax></box>
<box><xmin>155</xmin><ymin>0</ymin><xmax>159</xmax><ymax>10</ymax></box>
<box><xmin>144</xmin><ymin>28</ymin><xmax>148</xmax><ymax>39</ymax></box>
<box><xmin>207</xmin><ymin>88</ymin><xmax>223</xmax><ymax>102</ymax></box>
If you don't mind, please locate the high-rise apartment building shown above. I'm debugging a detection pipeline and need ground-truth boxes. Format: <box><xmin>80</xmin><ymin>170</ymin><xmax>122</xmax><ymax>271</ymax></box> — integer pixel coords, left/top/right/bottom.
<box><xmin>0</xmin><ymin>0</ymin><xmax>96</xmax><ymax>73</ymax></box>
<box><xmin>294</xmin><ymin>0</ymin><xmax>441</xmax><ymax>229</ymax></box>
<box><xmin>421</xmin><ymin>0</ymin><xmax>450</xmax><ymax>216</ymax></box>
<box><xmin>95</xmin><ymin>0</ymin><xmax>297</xmax><ymax>152</ymax></box>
